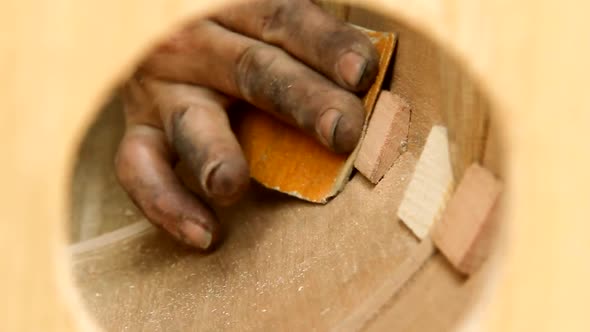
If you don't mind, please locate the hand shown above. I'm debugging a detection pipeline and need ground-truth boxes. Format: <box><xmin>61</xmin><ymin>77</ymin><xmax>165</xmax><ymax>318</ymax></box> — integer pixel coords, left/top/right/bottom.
<box><xmin>115</xmin><ymin>0</ymin><xmax>379</xmax><ymax>250</ymax></box>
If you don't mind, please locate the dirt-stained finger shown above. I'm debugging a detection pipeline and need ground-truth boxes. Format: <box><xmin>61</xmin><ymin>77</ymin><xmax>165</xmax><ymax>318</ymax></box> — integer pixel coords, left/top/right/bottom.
<box><xmin>212</xmin><ymin>0</ymin><xmax>379</xmax><ymax>92</ymax></box>
<box><xmin>144</xmin><ymin>80</ymin><xmax>250</xmax><ymax>206</ymax></box>
<box><xmin>115</xmin><ymin>124</ymin><xmax>221</xmax><ymax>250</ymax></box>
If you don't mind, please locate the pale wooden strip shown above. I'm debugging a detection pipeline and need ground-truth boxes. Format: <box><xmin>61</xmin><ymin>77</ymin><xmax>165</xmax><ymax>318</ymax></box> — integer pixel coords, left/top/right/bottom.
<box><xmin>397</xmin><ymin>125</ymin><xmax>454</xmax><ymax>239</ymax></box>
<box><xmin>69</xmin><ymin>220</ymin><xmax>153</xmax><ymax>256</ymax></box>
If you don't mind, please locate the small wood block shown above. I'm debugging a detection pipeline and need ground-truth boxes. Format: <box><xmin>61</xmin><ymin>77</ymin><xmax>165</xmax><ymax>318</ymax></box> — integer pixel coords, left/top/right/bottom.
<box><xmin>397</xmin><ymin>125</ymin><xmax>454</xmax><ymax>239</ymax></box>
<box><xmin>432</xmin><ymin>163</ymin><xmax>502</xmax><ymax>274</ymax></box>
<box><xmin>235</xmin><ymin>29</ymin><xmax>397</xmax><ymax>203</ymax></box>
<box><xmin>355</xmin><ymin>91</ymin><xmax>410</xmax><ymax>184</ymax></box>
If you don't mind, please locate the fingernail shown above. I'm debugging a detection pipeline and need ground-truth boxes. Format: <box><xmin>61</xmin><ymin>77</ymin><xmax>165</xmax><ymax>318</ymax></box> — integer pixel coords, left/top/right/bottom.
<box><xmin>181</xmin><ymin>221</ymin><xmax>212</xmax><ymax>250</ymax></box>
<box><xmin>205</xmin><ymin>162</ymin><xmax>240</xmax><ymax>199</ymax></box>
<box><xmin>337</xmin><ymin>51</ymin><xmax>368</xmax><ymax>88</ymax></box>
<box><xmin>331</xmin><ymin>109</ymin><xmax>363</xmax><ymax>153</ymax></box>
<box><xmin>318</xmin><ymin>108</ymin><xmax>342</xmax><ymax>148</ymax></box>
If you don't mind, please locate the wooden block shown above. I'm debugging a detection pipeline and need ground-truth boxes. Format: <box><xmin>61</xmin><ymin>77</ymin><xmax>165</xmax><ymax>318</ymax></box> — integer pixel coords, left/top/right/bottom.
<box><xmin>432</xmin><ymin>163</ymin><xmax>502</xmax><ymax>274</ymax></box>
<box><xmin>355</xmin><ymin>91</ymin><xmax>410</xmax><ymax>184</ymax></box>
<box><xmin>397</xmin><ymin>125</ymin><xmax>454</xmax><ymax>239</ymax></box>
<box><xmin>235</xmin><ymin>29</ymin><xmax>397</xmax><ymax>203</ymax></box>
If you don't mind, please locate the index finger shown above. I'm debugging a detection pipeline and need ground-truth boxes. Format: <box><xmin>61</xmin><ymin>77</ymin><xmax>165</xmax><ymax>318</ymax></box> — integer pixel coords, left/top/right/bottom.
<box><xmin>212</xmin><ymin>0</ymin><xmax>379</xmax><ymax>92</ymax></box>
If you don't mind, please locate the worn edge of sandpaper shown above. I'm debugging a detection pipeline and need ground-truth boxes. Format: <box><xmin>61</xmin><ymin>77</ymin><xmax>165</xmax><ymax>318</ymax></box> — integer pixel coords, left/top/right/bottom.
<box><xmin>325</xmin><ymin>30</ymin><xmax>397</xmax><ymax>202</ymax></box>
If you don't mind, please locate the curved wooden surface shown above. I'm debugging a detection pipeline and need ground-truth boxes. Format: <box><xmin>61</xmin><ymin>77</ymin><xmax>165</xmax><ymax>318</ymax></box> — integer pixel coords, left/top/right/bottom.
<box><xmin>1</xmin><ymin>0</ymin><xmax>589</xmax><ymax>331</ymax></box>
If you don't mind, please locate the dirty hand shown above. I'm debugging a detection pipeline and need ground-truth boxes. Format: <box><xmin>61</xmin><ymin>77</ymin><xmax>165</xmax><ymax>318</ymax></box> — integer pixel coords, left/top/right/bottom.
<box><xmin>115</xmin><ymin>0</ymin><xmax>379</xmax><ymax>250</ymax></box>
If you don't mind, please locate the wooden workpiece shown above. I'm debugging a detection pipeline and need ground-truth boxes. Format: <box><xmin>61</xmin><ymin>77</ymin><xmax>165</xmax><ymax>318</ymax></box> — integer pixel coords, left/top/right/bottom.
<box><xmin>65</xmin><ymin>11</ymin><xmax>490</xmax><ymax>328</ymax></box>
<box><xmin>73</xmin><ymin>152</ymin><xmax>426</xmax><ymax>331</ymax></box>
<box><xmin>432</xmin><ymin>164</ymin><xmax>502</xmax><ymax>275</ymax></box>
<box><xmin>236</xmin><ymin>29</ymin><xmax>396</xmax><ymax>203</ymax></box>
<box><xmin>397</xmin><ymin>125</ymin><xmax>454</xmax><ymax>239</ymax></box>
<box><xmin>355</xmin><ymin>91</ymin><xmax>411</xmax><ymax>184</ymax></box>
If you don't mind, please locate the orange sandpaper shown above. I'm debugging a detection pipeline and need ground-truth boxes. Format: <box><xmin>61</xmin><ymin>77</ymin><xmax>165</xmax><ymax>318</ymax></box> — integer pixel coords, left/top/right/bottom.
<box><xmin>235</xmin><ymin>29</ymin><xmax>396</xmax><ymax>203</ymax></box>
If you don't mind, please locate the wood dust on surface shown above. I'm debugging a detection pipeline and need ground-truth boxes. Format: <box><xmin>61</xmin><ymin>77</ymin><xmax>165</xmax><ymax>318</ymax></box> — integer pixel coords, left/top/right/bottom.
<box><xmin>73</xmin><ymin>149</ymin><xmax>423</xmax><ymax>331</ymax></box>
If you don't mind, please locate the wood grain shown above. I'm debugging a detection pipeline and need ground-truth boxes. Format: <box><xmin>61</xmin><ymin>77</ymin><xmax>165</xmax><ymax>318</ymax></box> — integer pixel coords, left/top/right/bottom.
<box><xmin>398</xmin><ymin>125</ymin><xmax>454</xmax><ymax>239</ymax></box>
<box><xmin>236</xmin><ymin>30</ymin><xmax>396</xmax><ymax>203</ymax></box>
<box><xmin>355</xmin><ymin>91</ymin><xmax>411</xmax><ymax>184</ymax></box>
<box><xmin>433</xmin><ymin>164</ymin><xmax>502</xmax><ymax>274</ymax></box>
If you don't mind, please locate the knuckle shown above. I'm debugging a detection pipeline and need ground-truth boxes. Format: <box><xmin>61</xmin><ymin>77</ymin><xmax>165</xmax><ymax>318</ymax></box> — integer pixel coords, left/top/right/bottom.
<box><xmin>170</xmin><ymin>106</ymin><xmax>189</xmax><ymax>139</ymax></box>
<box><xmin>169</xmin><ymin>108</ymin><xmax>210</xmax><ymax>177</ymax></box>
<box><xmin>170</xmin><ymin>108</ymin><xmax>198</xmax><ymax>157</ymax></box>
<box><xmin>235</xmin><ymin>45</ymin><xmax>279</xmax><ymax>101</ymax></box>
